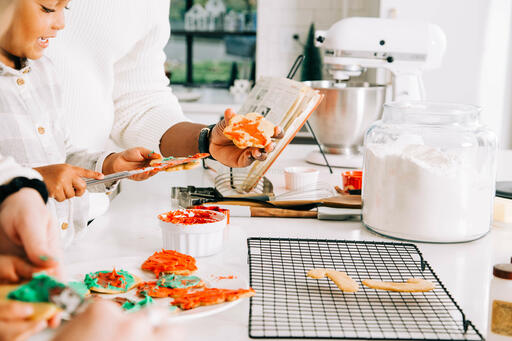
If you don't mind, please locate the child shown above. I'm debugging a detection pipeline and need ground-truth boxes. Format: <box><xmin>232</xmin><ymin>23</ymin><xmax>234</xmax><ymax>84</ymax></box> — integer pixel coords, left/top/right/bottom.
<box><xmin>0</xmin><ymin>0</ymin><xmax>161</xmax><ymax>246</ymax></box>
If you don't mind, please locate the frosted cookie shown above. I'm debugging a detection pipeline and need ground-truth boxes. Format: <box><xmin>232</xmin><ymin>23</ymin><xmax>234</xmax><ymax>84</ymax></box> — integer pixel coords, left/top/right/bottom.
<box><xmin>171</xmin><ymin>287</ymin><xmax>255</xmax><ymax>310</ymax></box>
<box><xmin>157</xmin><ymin>273</ymin><xmax>205</xmax><ymax>289</ymax></box>
<box><xmin>112</xmin><ymin>295</ymin><xmax>155</xmax><ymax>312</ymax></box>
<box><xmin>84</xmin><ymin>269</ymin><xmax>140</xmax><ymax>294</ymax></box>
<box><xmin>223</xmin><ymin>112</ymin><xmax>275</xmax><ymax>149</ymax></box>
<box><xmin>362</xmin><ymin>278</ymin><xmax>435</xmax><ymax>292</ymax></box>
<box><xmin>1</xmin><ymin>273</ymin><xmax>65</xmax><ymax>321</ymax></box>
<box><xmin>141</xmin><ymin>249</ymin><xmax>198</xmax><ymax>276</ymax></box>
<box><xmin>149</xmin><ymin>153</ymin><xmax>209</xmax><ymax>172</ymax></box>
<box><xmin>307</xmin><ymin>268</ymin><xmax>359</xmax><ymax>293</ymax></box>
<box><xmin>67</xmin><ymin>281</ymin><xmax>90</xmax><ymax>297</ymax></box>
<box><xmin>136</xmin><ymin>281</ymin><xmax>191</xmax><ymax>299</ymax></box>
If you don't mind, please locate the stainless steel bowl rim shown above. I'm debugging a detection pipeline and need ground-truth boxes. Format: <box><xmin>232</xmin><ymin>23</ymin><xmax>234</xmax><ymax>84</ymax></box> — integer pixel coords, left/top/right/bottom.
<box><xmin>303</xmin><ymin>80</ymin><xmax>386</xmax><ymax>89</ymax></box>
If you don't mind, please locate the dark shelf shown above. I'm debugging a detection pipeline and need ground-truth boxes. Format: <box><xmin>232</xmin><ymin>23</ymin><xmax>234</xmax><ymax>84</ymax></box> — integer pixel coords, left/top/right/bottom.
<box><xmin>172</xmin><ymin>30</ymin><xmax>257</xmax><ymax>38</ymax></box>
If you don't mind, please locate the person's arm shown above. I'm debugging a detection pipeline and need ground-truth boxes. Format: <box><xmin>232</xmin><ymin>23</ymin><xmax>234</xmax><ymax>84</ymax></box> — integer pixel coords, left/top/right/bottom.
<box><xmin>0</xmin><ymin>155</ymin><xmax>43</xmax><ymax>185</ymax></box>
<box><xmin>110</xmin><ymin>0</ymin><xmax>189</xmax><ymax>155</ymax></box>
<box><xmin>109</xmin><ymin>2</ymin><xmax>282</xmax><ymax>167</ymax></box>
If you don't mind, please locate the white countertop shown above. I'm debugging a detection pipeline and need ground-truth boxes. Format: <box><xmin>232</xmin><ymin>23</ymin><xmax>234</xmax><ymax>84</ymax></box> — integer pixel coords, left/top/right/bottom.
<box><xmin>35</xmin><ymin>145</ymin><xmax>512</xmax><ymax>340</ymax></box>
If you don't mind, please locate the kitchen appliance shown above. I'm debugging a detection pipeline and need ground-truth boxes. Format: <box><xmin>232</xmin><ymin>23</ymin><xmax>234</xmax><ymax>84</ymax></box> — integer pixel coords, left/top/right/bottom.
<box><xmin>247</xmin><ymin>238</ymin><xmax>483</xmax><ymax>340</ymax></box>
<box><xmin>306</xmin><ymin>17</ymin><xmax>446</xmax><ymax>168</ymax></box>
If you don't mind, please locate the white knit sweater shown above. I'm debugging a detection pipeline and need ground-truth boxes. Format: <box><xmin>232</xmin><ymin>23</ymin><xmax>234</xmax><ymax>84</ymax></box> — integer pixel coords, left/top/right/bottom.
<box><xmin>46</xmin><ymin>0</ymin><xmax>187</xmax><ymax>154</ymax></box>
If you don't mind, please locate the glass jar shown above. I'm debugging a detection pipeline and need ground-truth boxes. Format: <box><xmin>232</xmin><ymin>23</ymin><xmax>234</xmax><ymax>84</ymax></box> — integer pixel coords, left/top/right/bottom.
<box><xmin>362</xmin><ymin>101</ymin><xmax>497</xmax><ymax>243</ymax></box>
<box><xmin>488</xmin><ymin>261</ymin><xmax>512</xmax><ymax>340</ymax></box>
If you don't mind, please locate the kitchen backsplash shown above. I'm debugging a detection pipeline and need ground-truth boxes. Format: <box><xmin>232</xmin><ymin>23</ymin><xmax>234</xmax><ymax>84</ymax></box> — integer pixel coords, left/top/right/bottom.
<box><xmin>256</xmin><ymin>0</ymin><xmax>379</xmax><ymax>79</ymax></box>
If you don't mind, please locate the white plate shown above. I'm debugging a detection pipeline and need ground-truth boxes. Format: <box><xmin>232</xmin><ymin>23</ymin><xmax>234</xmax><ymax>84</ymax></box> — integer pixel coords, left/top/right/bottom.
<box><xmin>64</xmin><ymin>256</ymin><xmax>249</xmax><ymax>322</ymax></box>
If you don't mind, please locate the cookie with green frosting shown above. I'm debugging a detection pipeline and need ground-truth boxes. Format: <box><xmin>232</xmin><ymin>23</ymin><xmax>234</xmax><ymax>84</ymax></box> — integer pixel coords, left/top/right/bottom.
<box><xmin>85</xmin><ymin>269</ymin><xmax>140</xmax><ymax>294</ymax></box>
<box><xmin>157</xmin><ymin>273</ymin><xmax>204</xmax><ymax>289</ymax></box>
<box><xmin>1</xmin><ymin>273</ymin><xmax>64</xmax><ymax>321</ymax></box>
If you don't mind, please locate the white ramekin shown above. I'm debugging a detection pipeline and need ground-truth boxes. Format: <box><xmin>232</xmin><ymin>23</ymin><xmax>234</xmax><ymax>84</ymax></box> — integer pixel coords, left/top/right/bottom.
<box><xmin>158</xmin><ymin>209</ymin><xmax>227</xmax><ymax>257</ymax></box>
<box><xmin>284</xmin><ymin>167</ymin><xmax>320</xmax><ymax>190</ymax></box>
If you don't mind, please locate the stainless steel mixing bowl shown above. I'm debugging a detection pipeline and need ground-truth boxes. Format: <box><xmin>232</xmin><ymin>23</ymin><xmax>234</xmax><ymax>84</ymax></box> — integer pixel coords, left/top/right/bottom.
<box><xmin>304</xmin><ymin>81</ymin><xmax>387</xmax><ymax>154</ymax></box>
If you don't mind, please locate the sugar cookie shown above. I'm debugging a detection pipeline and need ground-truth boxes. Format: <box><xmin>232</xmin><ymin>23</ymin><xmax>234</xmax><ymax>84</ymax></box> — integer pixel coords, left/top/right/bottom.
<box><xmin>307</xmin><ymin>268</ymin><xmax>359</xmax><ymax>293</ymax></box>
<box><xmin>362</xmin><ymin>278</ymin><xmax>435</xmax><ymax>292</ymax></box>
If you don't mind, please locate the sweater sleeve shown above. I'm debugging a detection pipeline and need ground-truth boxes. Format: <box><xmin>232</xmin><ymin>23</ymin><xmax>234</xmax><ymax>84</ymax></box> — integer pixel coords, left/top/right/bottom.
<box><xmin>110</xmin><ymin>0</ymin><xmax>189</xmax><ymax>155</ymax></box>
<box><xmin>0</xmin><ymin>154</ymin><xmax>43</xmax><ymax>185</ymax></box>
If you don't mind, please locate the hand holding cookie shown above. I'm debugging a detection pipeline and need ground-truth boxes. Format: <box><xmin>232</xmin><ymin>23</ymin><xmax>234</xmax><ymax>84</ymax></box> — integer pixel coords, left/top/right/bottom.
<box><xmin>209</xmin><ymin>108</ymin><xmax>284</xmax><ymax>168</ymax></box>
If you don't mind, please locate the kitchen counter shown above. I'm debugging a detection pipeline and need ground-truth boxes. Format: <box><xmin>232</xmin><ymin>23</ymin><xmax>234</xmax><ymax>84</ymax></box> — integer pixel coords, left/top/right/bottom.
<box><xmin>35</xmin><ymin>145</ymin><xmax>512</xmax><ymax>340</ymax></box>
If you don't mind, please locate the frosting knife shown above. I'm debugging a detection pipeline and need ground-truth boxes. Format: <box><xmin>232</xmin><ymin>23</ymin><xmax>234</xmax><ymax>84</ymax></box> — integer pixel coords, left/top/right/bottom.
<box><xmin>85</xmin><ymin>153</ymin><xmax>210</xmax><ymax>187</ymax></box>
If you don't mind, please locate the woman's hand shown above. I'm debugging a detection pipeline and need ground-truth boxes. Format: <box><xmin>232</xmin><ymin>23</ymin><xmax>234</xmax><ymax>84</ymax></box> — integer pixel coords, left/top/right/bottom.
<box><xmin>209</xmin><ymin>108</ymin><xmax>284</xmax><ymax>167</ymax></box>
<box><xmin>34</xmin><ymin>164</ymin><xmax>104</xmax><ymax>202</ymax></box>
<box><xmin>102</xmin><ymin>148</ymin><xmax>161</xmax><ymax>181</ymax></box>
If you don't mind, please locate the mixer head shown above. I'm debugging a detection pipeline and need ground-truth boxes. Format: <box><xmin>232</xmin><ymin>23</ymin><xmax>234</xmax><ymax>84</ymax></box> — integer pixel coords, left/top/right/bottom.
<box><xmin>316</xmin><ymin>17</ymin><xmax>446</xmax><ymax>99</ymax></box>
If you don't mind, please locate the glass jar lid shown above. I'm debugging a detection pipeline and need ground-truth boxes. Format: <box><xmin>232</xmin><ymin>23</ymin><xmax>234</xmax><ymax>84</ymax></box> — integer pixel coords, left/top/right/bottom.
<box><xmin>493</xmin><ymin>262</ymin><xmax>512</xmax><ymax>280</ymax></box>
<box><xmin>382</xmin><ymin>101</ymin><xmax>480</xmax><ymax>126</ymax></box>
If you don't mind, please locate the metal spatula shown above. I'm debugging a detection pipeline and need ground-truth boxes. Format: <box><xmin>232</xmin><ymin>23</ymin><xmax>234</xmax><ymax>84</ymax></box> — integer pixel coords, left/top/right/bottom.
<box><xmin>85</xmin><ymin>153</ymin><xmax>209</xmax><ymax>187</ymax></box>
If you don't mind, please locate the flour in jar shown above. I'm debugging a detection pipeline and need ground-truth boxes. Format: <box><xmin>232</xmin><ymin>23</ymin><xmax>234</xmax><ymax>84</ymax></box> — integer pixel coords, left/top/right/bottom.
<box><xmin>362</xmin><ymin>143</ymin><xmax>495</xmax><ymax>242</ymax></box>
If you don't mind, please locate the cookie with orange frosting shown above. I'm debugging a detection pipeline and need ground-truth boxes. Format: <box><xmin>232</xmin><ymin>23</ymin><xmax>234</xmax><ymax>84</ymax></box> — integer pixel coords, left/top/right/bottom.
<box><xmin>223</xmin><ymin>112</ymin><xmax>275</xmax><ymax>149</ymax></box>
<box><xmin>171</xmin><ymin>287</ymin><xmax>255</xmax><ymax>310</ymax></box>
<box><xmin>141</xmin><ymin>249</ymin><xmax>198</xmax><ymax>277</ymax></box>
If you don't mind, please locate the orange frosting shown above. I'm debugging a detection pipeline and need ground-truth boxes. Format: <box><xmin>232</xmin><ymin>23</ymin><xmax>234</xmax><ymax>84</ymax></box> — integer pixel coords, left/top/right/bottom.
<box><xmin>141</xmin><ymin>249</ymin><xmax>197</xmax><ymax>276</ymax></box>
<box><xmin>158</xmin><ymin>209</ymin><xmax>220</xmax><ymax>225</ymax></box>
<box><xmin>223</xmin><ymin>115</ymin><xmax>269</xmax><ymax>148</ymax></box>
<box><xmin>136</xmin><ymin>281</ymin><xmax>190</xmax><ymax>298</ymax></box>
<box><xmin>171</xmin><ymin>287</ymin><xmax>255</xmax><ymax>310</ymax></box>
<box><xmin>95</xmin><ymin>268</ymin><xmax>126</xmax><ymax>288</ymax></box>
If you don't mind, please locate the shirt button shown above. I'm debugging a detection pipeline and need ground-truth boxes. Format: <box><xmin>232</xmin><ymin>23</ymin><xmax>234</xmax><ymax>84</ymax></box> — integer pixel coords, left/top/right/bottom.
<box><xmin>37</xmin><ymin>126</ymin><xmax>45</xmax><ymax>135</ymax></box>
<box><xmin>16</xmin><ymin>78</ymin><xmax>25</xmax><ymax>86</ymax></box>
<box><xmin>22</xmin><ymin>67</ymin><xmax>31</xmax><ymax>74</ymax></box>
<box><xmin>61</xmin><ymin>222</ymin><xmax>69</xmax><ymax>230</ymax></box>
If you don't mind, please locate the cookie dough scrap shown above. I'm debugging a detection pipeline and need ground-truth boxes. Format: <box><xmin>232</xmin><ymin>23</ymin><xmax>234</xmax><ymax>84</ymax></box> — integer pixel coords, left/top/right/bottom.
<box><xmin>84</xmin><ymin>269</ymin><xmax>140</xmax><ymax>294</ymax></box>
<box><xmin>307</xmin><ymin>268</ymin><xmax>359</xmax><ymax>293</ymax></box>
<box><xmin>362</xmin><ymin>278</ymin><xmax>435</xmax><ymax>292</ymax></box>
<box><xmin>171</xmin><ymin>287</ymin><xmax>255</xmax><ymax>310</ymax></box>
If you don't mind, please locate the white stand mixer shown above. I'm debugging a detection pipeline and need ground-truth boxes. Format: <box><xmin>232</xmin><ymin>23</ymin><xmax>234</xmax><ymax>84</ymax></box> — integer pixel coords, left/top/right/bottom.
<box><xmin>306</xmin><ymin>17</ymin><xmax>446</xmax><ymax>168</ymax></box>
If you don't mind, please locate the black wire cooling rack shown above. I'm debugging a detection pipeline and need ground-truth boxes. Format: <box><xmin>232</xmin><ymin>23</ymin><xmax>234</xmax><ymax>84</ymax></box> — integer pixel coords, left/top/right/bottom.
<box><xmin>247</xmin><ymin>238</ymin><xmax>483</xmax><ymax>340</ymax></box>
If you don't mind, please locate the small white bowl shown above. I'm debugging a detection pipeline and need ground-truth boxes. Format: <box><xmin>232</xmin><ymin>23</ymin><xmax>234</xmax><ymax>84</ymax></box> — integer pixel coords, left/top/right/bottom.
<box><xmin>158</xmin><ymin>209</ymin><xmax>227</xmax><ymax>257</ymax></box>
<box><xmin>284</xmin><ymin>167</ymin><xmax>320</xmax><ymax>190</ymax></box>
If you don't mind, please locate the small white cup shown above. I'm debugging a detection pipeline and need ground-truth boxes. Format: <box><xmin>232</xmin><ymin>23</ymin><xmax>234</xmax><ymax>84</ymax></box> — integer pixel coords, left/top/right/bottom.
<box><xmin>284</xmin><ymin>167</ymin><xmax>320</xmax><ymax>191</ymax></box>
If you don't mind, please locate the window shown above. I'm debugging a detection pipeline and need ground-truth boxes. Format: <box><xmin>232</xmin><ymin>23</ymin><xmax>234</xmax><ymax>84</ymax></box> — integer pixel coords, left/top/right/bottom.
<box><xmin>166</xmin><ymin>0</ymin><xmax>257</xmax><ymax>88</ymax></box>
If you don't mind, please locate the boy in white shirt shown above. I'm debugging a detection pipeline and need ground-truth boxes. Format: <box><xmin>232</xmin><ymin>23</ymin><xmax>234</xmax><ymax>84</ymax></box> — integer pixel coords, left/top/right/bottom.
<box><xmin>0</xmin><ymin>0</ymin><xmax>161</xmax><ymax>247</ymax></box>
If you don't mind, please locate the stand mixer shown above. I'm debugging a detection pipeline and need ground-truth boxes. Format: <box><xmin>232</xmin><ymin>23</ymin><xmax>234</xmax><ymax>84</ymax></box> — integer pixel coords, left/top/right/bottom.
<box><xmin>306</xmin><ymin>17</ymin><xmax>446</xmax><ymax>168</ymax></box>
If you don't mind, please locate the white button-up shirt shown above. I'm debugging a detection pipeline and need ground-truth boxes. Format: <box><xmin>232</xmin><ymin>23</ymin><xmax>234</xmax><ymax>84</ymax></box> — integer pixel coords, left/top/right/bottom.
<box><xmin>0</xmin><ymin>57</ymin><xmax>113</xmax><ymax>247</ymax></box>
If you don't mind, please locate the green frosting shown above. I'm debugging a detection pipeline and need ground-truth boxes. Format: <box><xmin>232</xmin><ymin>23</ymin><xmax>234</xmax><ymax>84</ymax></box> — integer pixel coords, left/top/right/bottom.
<box><xmin>157</xmin><ymin>273</ymin><xmax>201</xmax><ymax>289</ymax></box>
<box><xmin>121</xmin><ymin>295</ymin><xmax>153</xmax><ymax>312</ymax></box>
<box><xmin>67</xmin><ymin>281</ymin><xmax>89</xmax><ymax>298</ymax></box>
<box><xmin>8</xmin><ymin>273</ymin><xmax>65</xmax><ymax>302</ymax></box>
<box><xmin>84</xmin><ymin>269</ymin><xmax>135</xmax><ymax>292</ymax></box>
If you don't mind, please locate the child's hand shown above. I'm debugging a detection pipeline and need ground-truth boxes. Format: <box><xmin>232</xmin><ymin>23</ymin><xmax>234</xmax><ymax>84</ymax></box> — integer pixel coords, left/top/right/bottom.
<box><xmin>102</xmin><ymin>148</ymin><xmax>161</xmax><ymax>181</ymax></box>
<box><xmin>0</xmin><ymin>301</ymin><xmax>48</xmax><ymax>341</ymax></box>
<box><xmin>34</xmin><ymin>164</ymin><xmax>104</xmax><ymax>202</ymax></box>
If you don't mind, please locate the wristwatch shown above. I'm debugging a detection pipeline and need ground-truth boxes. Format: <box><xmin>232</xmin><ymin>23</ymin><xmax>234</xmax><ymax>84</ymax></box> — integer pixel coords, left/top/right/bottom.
<box><xmin>0</xmin><ymin>177</ymin><xmax>49</xmax><ymax>205</ymax></box>
<box><xmin>198</xmin><ymin>124</ymin><xmax>216</xmax><ymax>159</ymax></box>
